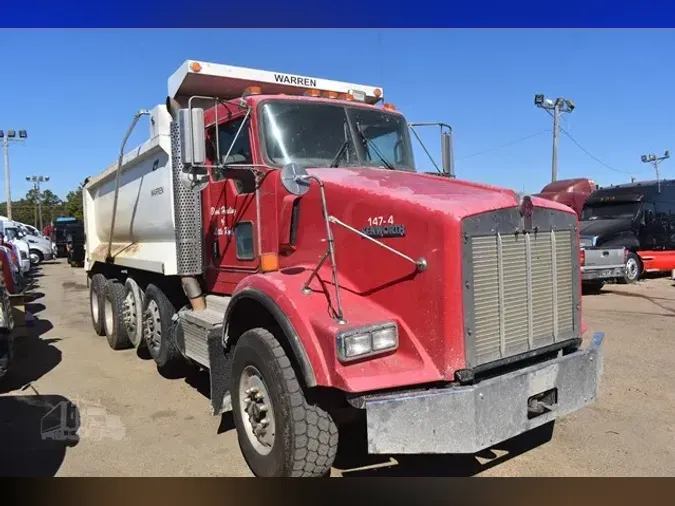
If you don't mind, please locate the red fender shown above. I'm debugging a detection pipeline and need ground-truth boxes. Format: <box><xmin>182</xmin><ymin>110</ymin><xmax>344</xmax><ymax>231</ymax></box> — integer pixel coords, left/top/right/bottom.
<box><xmin>228</xmin><ymin>269</ymin><xmax>442</xmax><ymax>393</ymax></box>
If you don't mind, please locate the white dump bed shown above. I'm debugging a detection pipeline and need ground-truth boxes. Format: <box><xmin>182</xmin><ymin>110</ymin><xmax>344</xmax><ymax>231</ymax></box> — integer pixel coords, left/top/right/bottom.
<box><xmin>83</xmin><ymin>105</ymin><xmax>180</xmax><ymax>275</ymax></box>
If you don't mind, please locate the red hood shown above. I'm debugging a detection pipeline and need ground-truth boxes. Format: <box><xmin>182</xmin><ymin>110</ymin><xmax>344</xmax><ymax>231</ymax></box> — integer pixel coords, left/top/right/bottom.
<box><xmin>307</xmin><ymin>167</ymin><xmax>575</xmax><ymax>219</ymax></box>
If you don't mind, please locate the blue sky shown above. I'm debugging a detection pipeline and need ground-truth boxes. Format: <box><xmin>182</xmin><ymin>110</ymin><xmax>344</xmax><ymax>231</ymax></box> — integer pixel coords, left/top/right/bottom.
<box><xmin>1</xmin><ymin>29</ymin><xmax>674</xmax><ymax>200</ymax></box>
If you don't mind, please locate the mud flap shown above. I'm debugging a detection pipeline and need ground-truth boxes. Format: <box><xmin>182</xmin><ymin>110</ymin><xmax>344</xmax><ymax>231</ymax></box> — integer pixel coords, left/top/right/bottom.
<box><xmin>208</xmin><ymin>331</ymin><xmax>233</xmax><ymax>415</ymax></box>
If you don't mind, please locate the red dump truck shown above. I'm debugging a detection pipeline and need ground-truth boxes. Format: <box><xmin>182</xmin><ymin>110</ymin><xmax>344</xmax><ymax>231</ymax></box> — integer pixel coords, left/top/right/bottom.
<box><xmin>83</xmin><ymin>60</ymin><xmax>605</xmax><ymax>477</ymax></box>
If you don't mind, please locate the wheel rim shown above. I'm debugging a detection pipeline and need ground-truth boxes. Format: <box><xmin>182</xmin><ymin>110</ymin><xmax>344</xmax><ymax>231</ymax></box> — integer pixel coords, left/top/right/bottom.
<box><xmin>104</xmin><ymin>297</ymin><xmax>114</xmax><ymax>336</ymax></box>
<box><xmin>626</xmin><ymin>258</ymin><xmax>639</xmax><ymax>280</ymax></box>
<box><xmin>30</xmin><ymin>252</ymin><xmax>40</xmax><ymax>264</ymax></box>
<box><xmin>144</xmin><ymin>299</ymin><xmax>162</xmax><ymax>354</ymax></box>
<box><xmin>123</xmin><ymin>291</ymin><xmax>137</xmax><ymax>337</ymax></box>
<box><xmin>238</xmin><ymin>365</ymin><xmax>276</xmax><ymax>455</ymax></box>
<box><xmin>91</xmin><ymin>289</ymin><xmax>100</xmax><ymax>323</ymax></box>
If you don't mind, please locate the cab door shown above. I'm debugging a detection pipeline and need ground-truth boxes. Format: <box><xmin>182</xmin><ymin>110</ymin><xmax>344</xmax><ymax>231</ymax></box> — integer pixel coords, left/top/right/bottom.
<box><xmin>203</xmin><ymin>114</ymin><xmax>260</xmax><ymax>294</ymax></box>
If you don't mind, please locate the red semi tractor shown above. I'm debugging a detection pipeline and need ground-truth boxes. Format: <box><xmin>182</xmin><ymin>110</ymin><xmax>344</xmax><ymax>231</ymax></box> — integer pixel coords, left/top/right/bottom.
<box><xmin>83</xmin><ymin>60</ymin><xmax>605</xmax><ymax>477</ymax></box>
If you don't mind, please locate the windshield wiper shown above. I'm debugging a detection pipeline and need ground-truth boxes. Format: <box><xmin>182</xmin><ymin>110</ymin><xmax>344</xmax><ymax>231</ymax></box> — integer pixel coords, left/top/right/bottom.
<box><xmin>329</xmin><ymin>139</ymin><xmax>350</xmax><ymax>168</ymax></box>
<box><xmin>355</xmin><ymin>123</ymin><xmax>395</xmax><ymax>170</ymax></box>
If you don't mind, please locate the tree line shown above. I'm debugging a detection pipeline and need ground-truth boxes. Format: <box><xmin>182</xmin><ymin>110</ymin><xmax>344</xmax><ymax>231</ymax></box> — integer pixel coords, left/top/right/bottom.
<box><xmin>0</xmin><ymin>183</ymin><xmax>84</xmax><ymax>228</ymax></box>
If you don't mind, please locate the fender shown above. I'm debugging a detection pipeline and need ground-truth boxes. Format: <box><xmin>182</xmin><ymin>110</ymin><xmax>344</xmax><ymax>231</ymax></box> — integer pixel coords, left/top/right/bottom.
<box><xmin>224</xmin><ymin>279</ymin><xmax>323</xmax><ymax>387</ymax></box>
<box><xmin>223</xmin><ymin>270</ymin><xmax>444</xmax><ymax>393</ymax></box>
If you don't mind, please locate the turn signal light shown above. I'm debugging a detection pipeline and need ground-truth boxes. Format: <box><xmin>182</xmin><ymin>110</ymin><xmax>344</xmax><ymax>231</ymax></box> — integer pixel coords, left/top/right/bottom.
<box><xmin>261</xmin><ymin>252</ymin><xmax>279</xmax><ymax>273</ymax></box>
<box><xmin>580</xmin><ymin>249</ymin><xmax>585</xmax><ymax>266</ymax></box>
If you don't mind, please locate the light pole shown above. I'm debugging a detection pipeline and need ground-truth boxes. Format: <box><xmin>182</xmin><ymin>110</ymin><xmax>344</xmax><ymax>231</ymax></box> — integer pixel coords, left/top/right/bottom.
<box><xmin>534</xmin><ymin>94</ymin><xmax>575</xmax><ymax>183</ymax></box>
<box><xmin>26</xmin><ymin>175</ymin><xmax>50</xmax><ymax>232</ymax></box>
<box><xmin>640</xmin><ymin>151</ymin><xmax>670</xmax><ymax>193</ymax></box>
<box><xmin>0</xmin><ymin>129</ymin><xmax>28</xmax><ymax>219</ymax></box>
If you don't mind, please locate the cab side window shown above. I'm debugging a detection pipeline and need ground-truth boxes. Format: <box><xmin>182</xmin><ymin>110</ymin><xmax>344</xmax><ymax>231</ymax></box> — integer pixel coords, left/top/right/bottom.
<box><xmin>209</xmin><ymin>117</ymin><xmax>256</xmax><ymax>193</ymax></box>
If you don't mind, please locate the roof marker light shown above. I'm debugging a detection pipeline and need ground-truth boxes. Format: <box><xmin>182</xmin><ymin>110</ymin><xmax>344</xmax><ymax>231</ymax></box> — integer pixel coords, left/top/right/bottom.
<box><xmin>305</xmin><ymin>89</ymin><xmax>322</xmax><ymax>97</ymax></box>
<box><xmin>374</xmin><ymin>88</ymin><xmax>382</xmax><ymax>98</ymax></box>
<box><xmin>340</xmin><ymin>93</ymin><xmax>354</xmax><ymax>101</ymax></box>
<box><xmin>244</xmin><ymin>86</ymin><xmax>262</xmax><ymax>96</ymax></box>
<box><xmin>382</xmin><ymin>103</ymin><xmax>396</xmax><ymax>111</ymax></box>
<box><xmin>190</xmin><ymin>61</ymin><xmax>202</xmax><ymax>73</ymax></box>
<box><xmin>324</xmin><ymin>91</ymin><xmax>339</xmax><ymax>99</ymax></box>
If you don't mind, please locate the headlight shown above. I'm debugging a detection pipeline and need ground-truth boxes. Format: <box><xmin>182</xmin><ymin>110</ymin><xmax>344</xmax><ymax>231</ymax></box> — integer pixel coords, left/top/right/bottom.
<box><xmin>337</xmin><ymin>323</ymin><xmax>398</xmax><ymax>362</ymax></box>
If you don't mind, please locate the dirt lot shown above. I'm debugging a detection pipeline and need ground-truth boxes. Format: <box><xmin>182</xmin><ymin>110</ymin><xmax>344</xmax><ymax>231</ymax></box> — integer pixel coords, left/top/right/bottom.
<box><xmin>1</xmin><ymin>260</ymin><xmax>673</xmax><ymax>477</ymax></box>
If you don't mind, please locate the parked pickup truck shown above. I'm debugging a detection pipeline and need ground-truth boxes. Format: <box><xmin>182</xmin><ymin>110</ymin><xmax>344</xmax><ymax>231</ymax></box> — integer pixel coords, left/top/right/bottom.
<box><xmin>580</xmin><ymin>246</ymin><xmax>627</xmax><ymax>293</ymax></box>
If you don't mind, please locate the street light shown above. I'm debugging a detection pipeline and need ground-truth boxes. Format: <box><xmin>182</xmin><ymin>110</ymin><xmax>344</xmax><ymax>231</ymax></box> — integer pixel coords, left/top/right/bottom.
<box><xmin>1</xmin><ymin>128</ymin><xmax>28</xmax><ymax>219</ymax></box>
<box><xmin>534</xmin><ymin>93</ymin><xmax>575</xmax><ymax>182</ymax></box>
<box><xmin>640</xmin><ymin>150</ymin><xmax>670</xmax><ymax>192</ymax></box>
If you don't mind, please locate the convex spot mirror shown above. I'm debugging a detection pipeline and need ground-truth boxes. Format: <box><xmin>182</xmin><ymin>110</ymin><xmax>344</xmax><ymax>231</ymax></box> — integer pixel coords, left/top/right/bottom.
<box><xmin>280</xmin><ymin>163</ymin><xmax>311</xmax><ymax>196</ymax></box>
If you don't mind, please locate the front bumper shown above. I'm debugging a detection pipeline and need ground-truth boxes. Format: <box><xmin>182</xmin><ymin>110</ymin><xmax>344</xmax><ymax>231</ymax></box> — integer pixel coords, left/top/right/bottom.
<box><xmin>361</xmin><ymin>332</ymin><xmax>605</xmax><ymax>454</ymax></box>
<box><xmin>581</xmin><ymin>265</ymin><xmax>625</xmax><ymax>281</ymax></box>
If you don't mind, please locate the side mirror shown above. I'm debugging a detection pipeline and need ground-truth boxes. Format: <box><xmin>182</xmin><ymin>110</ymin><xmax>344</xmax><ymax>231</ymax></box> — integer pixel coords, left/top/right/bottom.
<box><xmin>441</xmin><ymin>130</ymin><xmax>454</xmax><ymax>177</ymax></box>
<box><xmin>178</xmin><ymin>108</ymin><xmax>206</xmax><ymax>167</ymax></box>
<box><xmin>280</xmin><ymin>163</ymin><xmax>311</xmax><ymax>196</ymax></box>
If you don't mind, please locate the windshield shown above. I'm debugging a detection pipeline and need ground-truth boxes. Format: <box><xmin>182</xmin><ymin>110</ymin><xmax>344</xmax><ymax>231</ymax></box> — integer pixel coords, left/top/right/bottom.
<box><xmin>260</xmin><ymin>101</ymin><xmax>415</xmax><ymax>171</ymax></box>
<box><xmin>581</xmin><ymin>202</ymin><xmax>641</xmax><ymax>221</ymax></box>
<box><xmin>4</xmin><ymin>228</ymin><xmax>19</xmax><ymax>240</ymax></box>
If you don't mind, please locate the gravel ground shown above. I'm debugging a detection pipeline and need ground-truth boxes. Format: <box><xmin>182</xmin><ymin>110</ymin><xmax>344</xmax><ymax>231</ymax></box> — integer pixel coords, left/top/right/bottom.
<box><xmin>1</xmin><ymin>260</ymin><xmax>673</xmax><ymax>477</ymax></box>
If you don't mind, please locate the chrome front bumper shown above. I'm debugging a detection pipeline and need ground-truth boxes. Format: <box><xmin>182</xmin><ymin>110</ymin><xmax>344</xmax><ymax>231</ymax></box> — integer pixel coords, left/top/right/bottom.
<box><xmin>362</xmin><ymin>332</ymin><xmax>605</xmax><ymax>454</ymax></box>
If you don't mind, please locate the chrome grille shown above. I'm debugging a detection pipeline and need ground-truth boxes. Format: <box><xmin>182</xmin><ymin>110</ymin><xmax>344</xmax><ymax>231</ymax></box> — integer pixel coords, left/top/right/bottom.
<box><xmin>462</xmin><ymin>207</ymin><xmax>579</xmax><ymax>368</ymax></box>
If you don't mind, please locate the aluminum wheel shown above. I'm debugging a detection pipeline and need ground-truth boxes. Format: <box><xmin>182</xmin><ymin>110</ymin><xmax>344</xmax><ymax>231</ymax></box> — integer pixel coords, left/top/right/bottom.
<box><xmin>626</xmin><ymin>257</ymin><xmax>639</xmax><ymax>281</ymax></box>
<box><xmin>29</xmin><ymin>252</ymin><xmax>41</xmax><ymax>265</ymax></box>
<box><xmin>144</xmin><ymin>299</ymin><xmax>162</xmax><ymax>354</ymax></box>
<box><xmin>238</xmin><ymin>365</ymin><xmax>276</xmax><ymax>455</ymax></box>
<box><xmin>123</xmin><ymin>291</ymin><xmax>137</xmax><ymax>337</ymax></box>
<box><xmin>91</xmin><ymin>289</ymin><xmax>100</xmax><ymax>324</ymax></box>
<box><xmin>104</xmin><ymin>297</ymin><xmax>114</xmax><ymax>336</ymax></box>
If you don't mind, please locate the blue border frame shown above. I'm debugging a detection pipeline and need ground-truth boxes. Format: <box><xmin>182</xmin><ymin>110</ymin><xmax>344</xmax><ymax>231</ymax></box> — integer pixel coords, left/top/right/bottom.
<box><xmin>4</xmin><ymin>1</ymin><xmax>675</xmax><ymax>27</ymax></box>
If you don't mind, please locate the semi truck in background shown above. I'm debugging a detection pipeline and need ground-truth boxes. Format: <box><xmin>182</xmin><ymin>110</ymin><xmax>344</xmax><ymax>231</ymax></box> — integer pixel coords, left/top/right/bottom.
<box><xmin>580</xmin><ymin>178</ymin><xmax>675</xmax><ymax>283</ymax></box>
<box><xmin>534</xmin><ymin>178</ymin><xmax>628</xmax><ymax>291</ymax></box>
<box><xmin>83</xmin><ymin>60</ymin><xmax>605</xmax><ymax>477</ymax></box>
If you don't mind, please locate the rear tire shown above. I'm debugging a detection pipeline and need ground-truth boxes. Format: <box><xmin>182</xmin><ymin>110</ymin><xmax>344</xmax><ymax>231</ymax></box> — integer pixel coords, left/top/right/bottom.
<box><xmin>623</xmin><ymin>252</ymin><xmax>642</xmax><ymax>284</ymax></box>
<box><xmin>582</xmin><ymin>280</ymin><xmax>605</xmax><ymax>294</ymax></box>
<box><xmin>89</xmin><ymin>273</ymin><xmax>107</xmax><ymax>336</ymax></box>
<box><xmin>142</xmin><ymin>284</ymin><xmax>183</xmax><ymax>371</ymax></box>
<box><xmin>123</xmin><ymin>277</ymin><xmax>145</xmax><ymax>349</ymax></box>
<box><xmin>231</xmin><ymin>327</ymin><xmax>338</xmax><ymax>477</ymax></box>
<box><xmin>103</xmin><ymin>280</ymin><xmax>132</xmax><ymax>350</ymax></box>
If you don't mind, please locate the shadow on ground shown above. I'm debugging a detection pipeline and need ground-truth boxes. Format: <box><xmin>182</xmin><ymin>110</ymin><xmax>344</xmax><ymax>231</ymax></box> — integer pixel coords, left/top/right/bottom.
<box><xmin>332</xmin><ymin>418</ymin><xmax>555</xmax><ymax>477</ymax></box>
<box><xmin>0</xmin><ymin>317</ymin><xmax>61</xmax><ymax>394</ymax></box>
<box><xmin>0</xmin><ymin>394</ymin><xmax>80</xmax><ymax>476</ymax></box>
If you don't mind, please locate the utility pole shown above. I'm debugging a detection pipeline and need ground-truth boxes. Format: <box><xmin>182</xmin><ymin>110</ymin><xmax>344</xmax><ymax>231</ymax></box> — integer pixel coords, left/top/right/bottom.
<box><xmin>641</xmin><ymin>151</ymin><xmax>670</xmax><ymax>193</ymax></box>
<box><xmin>534</xmin><ymin>94</ymin><xmax>575</xmax><ymax>183</ymax></box>
<box><xmin>26</xmin><ymin>175</ymin><xmax>50</xmax><ymax>232</ymax></box>
<box><xmin>0</xmin><ymin>129</ymin><xmax>28</xmax><ymax>219</ymax></box>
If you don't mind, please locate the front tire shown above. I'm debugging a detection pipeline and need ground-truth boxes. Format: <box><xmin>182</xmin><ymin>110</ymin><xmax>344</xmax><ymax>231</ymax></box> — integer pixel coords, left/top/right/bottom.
<box><xmin>623</xmin><ymin>252</ymin><xmax>642</xmax><ymax>284</ymax></box>
<box><xmin>29</xmin><ymin>249</ymin><xmax>43</xmax><ymax>266</ymax></box>
<box><xmin>89</xmin><ymin>273</ymin><xmax>107</xmax><ymax>336</ymax></box>
<box><xmin>231</xmin><ymin>328</ymin><xmax>338</xmax><ymax>477</ymax></box>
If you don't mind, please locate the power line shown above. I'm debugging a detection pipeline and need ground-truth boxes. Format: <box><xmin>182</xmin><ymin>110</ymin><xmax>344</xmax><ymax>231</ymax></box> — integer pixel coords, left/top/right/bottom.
<box><xmin>457</xmin><ymin>130</ymin><xmax>551</xmax><ymax>161</ymax></box>
<box><xmin>557</xmin><ymin>125</ymin><xmax>637</xmax><ymax>175</ymax></box>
